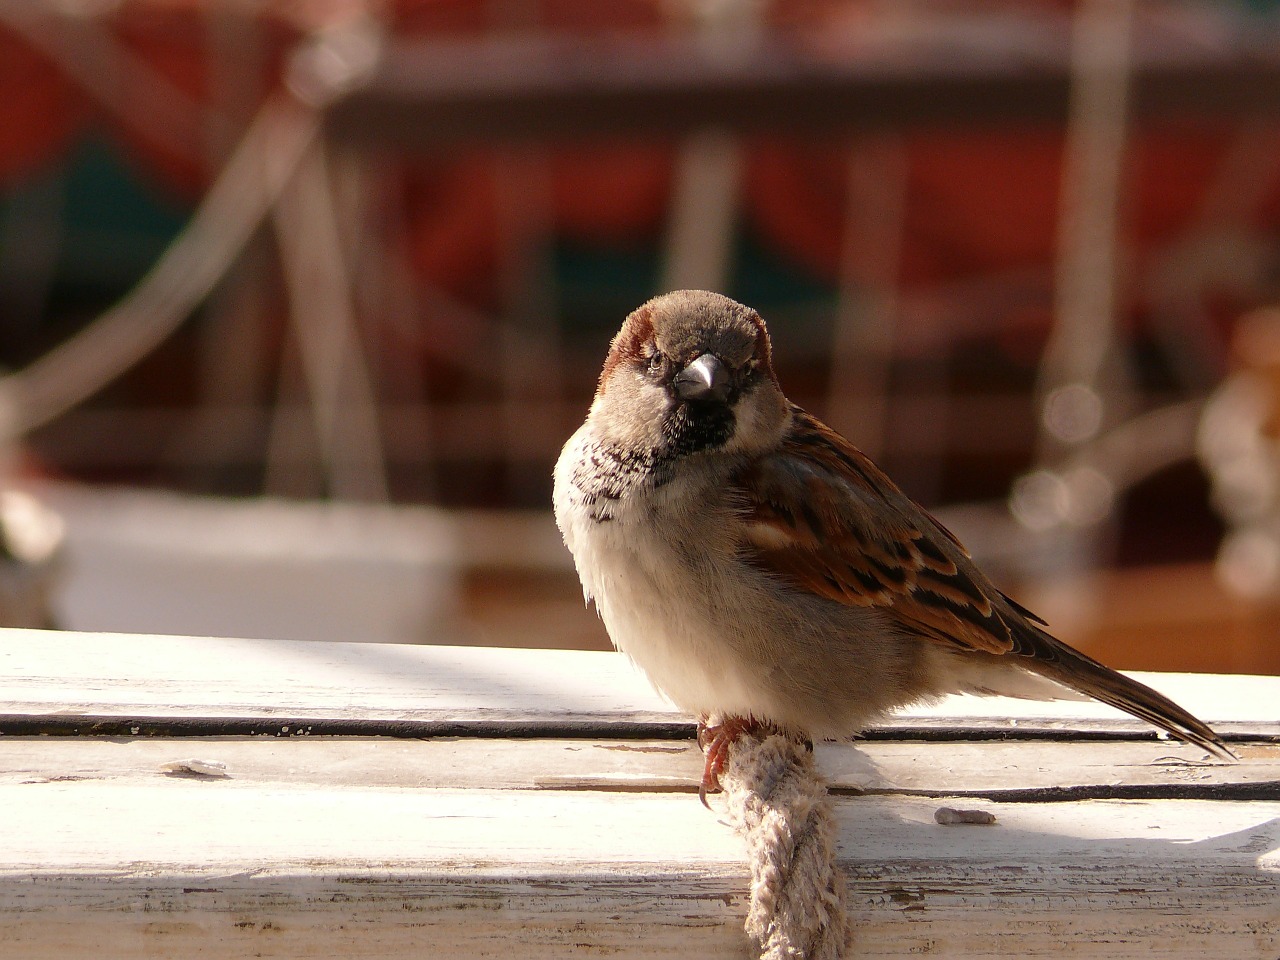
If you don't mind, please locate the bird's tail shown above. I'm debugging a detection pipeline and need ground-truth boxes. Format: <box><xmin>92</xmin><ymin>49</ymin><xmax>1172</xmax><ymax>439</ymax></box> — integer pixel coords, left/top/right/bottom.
<box><xmin>1021</xmin><ymin>627</ymin><xmax>1235</xmax><ymax>760</ymax></box>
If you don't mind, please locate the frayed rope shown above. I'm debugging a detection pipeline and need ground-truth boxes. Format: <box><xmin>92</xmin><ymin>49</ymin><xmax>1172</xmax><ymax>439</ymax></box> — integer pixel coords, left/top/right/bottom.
<box><xmin>719</xmin><ymin>732</ymin><xmax>851</xmax><ymax>960</ymax></box>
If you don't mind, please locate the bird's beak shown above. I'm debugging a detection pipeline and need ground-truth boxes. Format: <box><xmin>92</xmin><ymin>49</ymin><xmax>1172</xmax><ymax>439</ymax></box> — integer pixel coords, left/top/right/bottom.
<box><xmin>673</xmin><ymin>352</ymin><xmax>732</xmax><ymax>403</ymax></box>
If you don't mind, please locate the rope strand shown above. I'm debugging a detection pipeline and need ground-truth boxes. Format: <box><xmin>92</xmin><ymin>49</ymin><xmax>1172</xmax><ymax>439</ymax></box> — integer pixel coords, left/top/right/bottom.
<box><xmin>720</xmin><ymin>732</ymin><xmax>851</xmax><ymax>960</ymax></box>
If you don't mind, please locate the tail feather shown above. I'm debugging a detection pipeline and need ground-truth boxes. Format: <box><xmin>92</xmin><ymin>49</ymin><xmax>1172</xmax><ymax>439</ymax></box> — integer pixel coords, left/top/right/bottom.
<box><xmin>1017</xmin><ymin>625</ymin><xmax>1235</xmax><ymax>760</ymax></box>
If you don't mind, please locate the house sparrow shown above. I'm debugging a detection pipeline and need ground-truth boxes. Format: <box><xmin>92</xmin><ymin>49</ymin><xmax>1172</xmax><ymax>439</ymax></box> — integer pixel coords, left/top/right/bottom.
<box><xmin>554</xmin><ymin>290</ymin><xmax>1232</xmax><ymax>801</ymax></box>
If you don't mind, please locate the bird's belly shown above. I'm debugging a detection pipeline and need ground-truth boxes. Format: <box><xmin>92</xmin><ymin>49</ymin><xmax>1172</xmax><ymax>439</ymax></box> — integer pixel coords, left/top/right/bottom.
<box><xmin>595</xmin><ymin>573</ymin><xmax>767</xmax><ymax>722</ymax></box>
<box><xmin>571</xmin><ymin>514</ymin><xmax>747</xmax><ymax>704</ymax></box>
<box><xmin>577</xmin><ymin>513</ymin><xmax>919</xmax><ymax>737</ymax></box>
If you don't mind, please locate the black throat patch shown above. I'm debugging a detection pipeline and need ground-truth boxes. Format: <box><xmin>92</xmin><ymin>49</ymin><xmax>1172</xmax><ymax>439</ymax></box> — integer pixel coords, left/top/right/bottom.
<box><xmin>661</xmin><ymin>401</ymin><xmax>735</xmax><ymax>457</ymax></box>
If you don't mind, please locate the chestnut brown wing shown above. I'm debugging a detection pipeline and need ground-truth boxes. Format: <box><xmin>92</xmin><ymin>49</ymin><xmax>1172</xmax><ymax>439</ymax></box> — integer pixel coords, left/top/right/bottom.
<box><xmin>736</xmin><ymin>407</ymin><xmax>1022</xmax><ymax>655</ymax></box>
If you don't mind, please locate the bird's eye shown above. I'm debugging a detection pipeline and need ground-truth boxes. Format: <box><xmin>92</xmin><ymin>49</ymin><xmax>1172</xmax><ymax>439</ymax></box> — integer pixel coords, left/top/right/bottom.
<box><xmin>645</xmin><ymin>351</ymin><xmax>664</xmax><ymax>375</ymax></box>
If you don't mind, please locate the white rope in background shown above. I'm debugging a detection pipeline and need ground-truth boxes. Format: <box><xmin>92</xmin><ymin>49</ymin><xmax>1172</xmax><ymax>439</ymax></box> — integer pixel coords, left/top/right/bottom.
<box><xmin>0</xmin><ymin>95</ymin><xmax>317</xmax><ymax>447</ymax></box>
<box><xmin>720</xmin><ymin>732</ymin><xmax>851</xmax><ymax>960</ymax></box>
<box><xmin>0</xmin><ymin>13</ymin><xmax>392</xmax><ymax>498</ymax></box>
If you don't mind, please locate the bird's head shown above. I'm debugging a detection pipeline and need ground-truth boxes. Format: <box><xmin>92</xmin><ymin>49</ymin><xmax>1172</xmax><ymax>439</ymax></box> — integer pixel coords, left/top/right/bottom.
<box><xmin>590</xmin><ymin>290</ymin><xmax>790</xmax><ymax>459</ymax></box>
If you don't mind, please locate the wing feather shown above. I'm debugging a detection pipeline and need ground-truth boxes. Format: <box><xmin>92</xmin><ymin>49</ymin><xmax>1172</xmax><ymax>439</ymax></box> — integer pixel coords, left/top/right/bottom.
<box><xmin>738</xmin><ymin>406</ymin><xmax>1014</xmax><ymax>655</ymax></box>
<box><xmin>733</xmin><ymin>405</ymin><xmax>1234</xmax><ymax>760</ymax></box>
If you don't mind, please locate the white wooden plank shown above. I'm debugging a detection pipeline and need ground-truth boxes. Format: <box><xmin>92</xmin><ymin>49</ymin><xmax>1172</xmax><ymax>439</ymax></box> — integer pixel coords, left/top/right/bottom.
<box><xmin>2</xmin><ymin>737</ymin><xmax>1275</xmax><ymax>796</ymax></box>
<box><xmin>815</xmin><ymin>740</ymin><xmax>1278</xmax><ymax>798</ymax></box>
<box><xmin>2</xmin><ymin>629</ymin><xmax>1279</xmax><ymax>956</ymax></box>
<box><xmin>2</xmin><ymin>777</ymin><xmax>1277</xmax><ymax>958</ymax></box>
<box><xmin>0</xmin><ymin>629</ymin><xmax>674</xmax><ymax>724</ymax></box>
<box><xmin>2</xmin><ymin>629</ymin><xmax>1278</xmax><ymax>735</ymax></box>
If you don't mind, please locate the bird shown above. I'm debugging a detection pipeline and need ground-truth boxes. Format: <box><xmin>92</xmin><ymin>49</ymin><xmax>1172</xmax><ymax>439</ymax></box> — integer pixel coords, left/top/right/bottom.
<box><xmin>553</xmin><ymin>290</ymin><xmax>1232</xmax><ymax>802</ymax></box>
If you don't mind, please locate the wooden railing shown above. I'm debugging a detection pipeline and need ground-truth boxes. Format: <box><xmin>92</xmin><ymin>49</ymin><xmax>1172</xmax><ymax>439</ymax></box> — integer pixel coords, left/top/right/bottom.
<box><xmin>1</xmin><ymin>629</ymin><xmax>1277</xmax><ymax>956</ymax></box>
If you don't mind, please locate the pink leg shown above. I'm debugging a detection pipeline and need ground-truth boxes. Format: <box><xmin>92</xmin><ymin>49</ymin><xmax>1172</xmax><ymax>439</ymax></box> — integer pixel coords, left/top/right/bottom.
<box><xmin>696</xmin><ymin>715</ymin><xmax>762</xmax><ymax>807</ymax></box>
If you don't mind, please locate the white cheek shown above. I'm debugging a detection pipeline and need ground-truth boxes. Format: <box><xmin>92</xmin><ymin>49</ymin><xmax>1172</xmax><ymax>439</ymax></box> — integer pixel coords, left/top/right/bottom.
<box><xmin>591</xmin><ymin>377</ymin><xmax>671</xmax><ymax>444</ymax></box>
<box><xmin>724</xmin><ymin>390</ymin><xmax>786</xmax><ymax>456</ymax></box>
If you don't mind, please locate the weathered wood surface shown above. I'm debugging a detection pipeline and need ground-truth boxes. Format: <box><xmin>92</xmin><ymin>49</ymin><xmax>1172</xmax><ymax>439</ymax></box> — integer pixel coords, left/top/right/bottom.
<box><xmin>3</xmin><ymin>629</ymin><xmax>1278</xmax><ymax>739</ymax></box>
<box><xmin>2</xmin><ymin>629</ymin><xmax>1279</xmax><ymax>958</ymax></box>
<box><xmin>6</xmin><ymin>786</ymin><xmax>1279</xmax><ymax>958</ymax></box>
<box><xmin>5</xmin><ymin>738</ymin><xmax>1278</xmax><ymax>799</ymax></box>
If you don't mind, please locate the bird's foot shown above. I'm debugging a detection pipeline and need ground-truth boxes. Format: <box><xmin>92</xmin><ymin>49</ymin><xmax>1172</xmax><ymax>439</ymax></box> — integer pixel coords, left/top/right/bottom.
<box><xmin>696</xmin><ymin>715</ymin><xmax>763</xmax><ymax>808</ymax></box>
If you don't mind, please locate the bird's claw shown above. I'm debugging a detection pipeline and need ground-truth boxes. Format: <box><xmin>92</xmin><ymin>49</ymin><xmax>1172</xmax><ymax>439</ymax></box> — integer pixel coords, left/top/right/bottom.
<box><xmin>696</xmin><ymin>715</ymin><xmax>760</xmax><ymax>808</ymax></box>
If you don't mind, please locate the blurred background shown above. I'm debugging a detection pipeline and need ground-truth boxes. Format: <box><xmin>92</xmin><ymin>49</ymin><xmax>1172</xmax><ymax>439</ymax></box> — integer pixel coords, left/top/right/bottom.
<box><xmin>0</xmin><ymin>0</ymin><xmax>1278</xmax><ymax>674</ymax></box>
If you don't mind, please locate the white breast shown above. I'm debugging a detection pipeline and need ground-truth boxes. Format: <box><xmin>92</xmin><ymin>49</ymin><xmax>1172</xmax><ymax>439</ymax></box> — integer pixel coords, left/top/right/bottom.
<box><xmin>552</xmin><ymin>425</ymin><xmax>769</xmax><ymax>718</ymax></box>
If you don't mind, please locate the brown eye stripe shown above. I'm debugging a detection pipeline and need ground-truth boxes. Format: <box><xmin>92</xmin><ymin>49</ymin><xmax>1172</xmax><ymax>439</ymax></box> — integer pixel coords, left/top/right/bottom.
<box><xmin>598</xmin><ymin>306</ymin><xmax>655</xmax><ymax>392</ymax></box>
